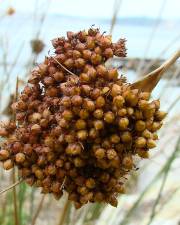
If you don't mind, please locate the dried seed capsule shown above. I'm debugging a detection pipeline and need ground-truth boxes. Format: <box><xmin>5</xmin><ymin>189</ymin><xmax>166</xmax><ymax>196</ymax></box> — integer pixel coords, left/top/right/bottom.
<box><xmin>125</xmin><ymin>92</ymin><xmax>138</xmax><ymax>106</ymax></box>
<box><xmin>91</xmin><ymin>88</ymin><xmax>101</xmax><ymax>100</ymax></box>
<box><xmin>34</xmin><ymin>169</ymin><xmax>44</xmax><ymax>180</ymax></box>
<box><xmin>66</xmin><ymin>143</ymin><xmax>82</xmax><ymax>155</ymax></box>
<box><xmin>110</xmin><ymin>134</ymin><xmax>120</xmax><ymax>144</ymax></box>
<box><xmin>77</xmin><ymin>186</ymin><xmax>88</xmax><ymax>195</ymax></box>
<box><xmin>0</xmin><ymin>128</ymin><xmax>9</xmax><ymax>137</ymax></box>
<box><xmin>134</xmin><ymin>109</ymin><xmax>143</xmax><ymax>120</ymax></box>
<box><xmin>31</xmin><ymin>124</ymin><xmax>41</xmax><ymax>134</ymax></box>
<box><xmin>103</xmin><ymin>48</ymin><xmax>113</xmax><ymax>58</ymax></box>
<box><xmin>142</xmin><ymin>129</ymin><xmax>152</xmax><ymax>139</ymax></box>
<box><xmin>42</xmin><ymin>109</ymin><xmax>51</xmax><ymax>119</ymax></box>
<box><xmin>0</xmin><ymin>150</ymin><xmax>10</xmax><ymax>160</ymax></box>
<box><xmin>152</xmin><ymin>133</ymin><xmax>158</xmax><ymax>140</ymax></box>
<box><xmin>147</xmin><ymin>139</ymin><xmax>156</xmax><ymax>149</ymax></box>
<box><xmin>76</xmin><ymin>43</ymin><xmax>86</xmax><ymax>52</ymax></box>
<box><xmin>111</xmin><ymin>84</ymin><xmax>121</xmax><ymax>97</ymax></box>
<box><xmin>135</xmin><ymin>137</ymin><xmax>146</xmax><ymax>148</ymax></box>
<box><xmin>94</xmin><ymin>192</ymin><xmax>104</xmax><ymax>202</ymax></box>
<box><xmin>107</xmin><ymin>195</ymin><xmax>118</xmax><ymax>207</ymax></box>
<box><xmin>151</xmin><ymin>122</ymin><xmax>162</xmax><ymax>132</ymax></box>
<box><xmin>127</xmin><ymin>107</ymin><xmax>134</xmax><ymax>116</ymax></box>
<box><xmin>77</xmin><ymin>130</ymin><xmax>88</xmax><ymax>140</ymax></box>
<box><xmin>89</xmin><ymin>128</ymin><xmax>99</xmax><ymax>139</ymax></box>
<box><xmin>86</xmin><ymin>36</ymin><xmax>95</xmax><ymax>49</ymax></box>
<box><xmin>104</xmin><ymin>111</ymin><xmax>115</xmax><ymax>123</ymax></box>
<box><xmin>79</xmin><ymin>109</ymin><xmax>89</xmax><ymax>119</ymax></box>
<box><xmin>83</xmin><ymin>99</ymin><xmax>95</xmax><ymax>111</ymax></box>
<box><xmin>138</xmin><ymin>100</ymin><xmax>149</xmax><ymax>110</ymax></box>
<box><xmin>86</xmin><ymin>67</ymin><xmax>97</xmax><ymax>80</ymax></box>
<box><xmin>118</xmin><ymin>118</ymin><xmax>129</xmax><ymax>130</ymax></box>
<box><xmin>3</xmin><ymin>159</ymin><xmax>13</xmax><ymax>170</ymax></box>
<box><xmin>65</xmin><ymin>134</ymin><xmax>75</xmax><ymax>143</ymax></box>
<box><xmin>113</xmin><ymin>95</ymin><xmax>124</xmax><ymax>108</ymax></box>
<box><xmin>122</xmin><ymin>155</ymin><xmax>133</xmax><ymax>169</ymax></box>
<box><xmin>29</xmin><ymin>113</ymin><xmax>41</xmax><ymax>123</ymax></box>
<box><xmin>71</xmin><ymin>95</ymin><xmax>83</xmax><ymax>106</ymax></box>
<box><xmin>75</xmin><ymin>58</ymin><xmax>85</xmax><ymax>68</ymax></box>
<box><xmin>82</xmin><ymin>49</ymin><xmax>92</xmax><ymax>60</ymax></box>
<box><xmin>139</xmin><ymin>92</ymin><xmax>150</xmax><ymax>100</ymax></box>
<box><xmin>94</xmin><ymin>120</ymin><xmax>104</xmax><ymax>130</ymax></box>
<box><xmin>96</xmin><ymin>65</ymin><xmax>107</xmax><ymax>77</ymax></box>
<box><xmin>86</xmin><ymin>178</ymin><xmax>95</xmax><ymax>189</ymax></box>
<box><xmin>64</xmin><ymin>58</ymin><xmax>74</xmax><ymax>69</ymax></box>
<box><xmin>62</xmin><ymin>110</ymin><xmax>73</xmax><ymax>121</ymax></box>
<box><xmin>96</xmin><ymin>96</ymin><xmax>105</xmax><ymax>108</ymax></box>
<box><xmin>94</xmin><ymin>46</ymin><xmax>102</xmax><ymax>54</ymax></box>
<box><xmin>153</xmin><ymin>100</ymin><xmax>160</xmax><ymax>109</ymax></box>
<box><xmin>107</xmin><ymin>68</ymin><xmax>118</xmax><ymax>80</ymax></box>
<box><xmin>135</xmin><ymin>120</ymin><xmax>146</xmax><ymax>131</ymax></box>
<box><xmin>59</xmin><ymin>118</ymin><xmax>69</xmax><ymax>128</ymax></box>
<box><xmin>107</xmin><ymin>149</ymin><xmax>117</xmax><ymax>160</ymax></box>
<box><xmin>53</xmin><ymin>71</ymin><xmax>64</xmax><ymax>81</ymax></box>
<box><xmin>95</xmin><ymin>148</ymin><xmax>105</xmax><ymax>159</ymax></box>
<box><xmin>121</xmin><ymin>131</ymin><xmax>132</xmax><ymax>143</ymax></box>
<box><xmin>72</xmin><ymin>50</ymin><xmax>82</xmax><ymax>59</ymax></box>
<box><xmin>93</xmin><ymin>109</ymin><xmax>104</xmax><ymax>119</ymax></box>
<box><xmin>81</xmin><ymin>85</ymin><xmax>91</xmax><ymax>96</ymax></box>
<box><xmin>137</xmin><ymin>149</ymin><xmax>149</xmax><ymax>158</ymax></box>
<box><xmin>115</xmin><ymin>184</ymin><xmax>125</xmax><ymax>193</ymax></box>
<box><xmin>15</xmin><ymin>153</ymin><xmax>25</xmax><ymax>163</ymax></box>
<box><xmin>91</xmin><ymin>53</ymin><xmax>102</xmax><ymax>65</ymax></box>
<box><xmin>118</xmin><ymin>108</ymin><xmax>127</xmax><ymax>117</ymax></box>
<box><xmin>74</xmin><ymin>157</ymin><xmax>85</xmax><ymax>167</ymax></box>
<box><xmin>75</xmin><ymin>119</ymin><xmax>86</xmax><ymax>130</ymax></box>
<box><xmin>155</xmin><ymin>111</ymin><xmax>167</xmax><ymax>121</ymax></box>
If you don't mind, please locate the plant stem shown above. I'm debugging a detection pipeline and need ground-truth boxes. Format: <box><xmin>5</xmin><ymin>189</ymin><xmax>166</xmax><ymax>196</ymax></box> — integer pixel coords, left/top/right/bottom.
<box><xmin>31</xmin><ymin>194</ymin><xmax>45</xmax><ymax>225</ymax></box>
<box><xmin>119</xmin><ymin>136</ymin><xmax>180</xmax><ymax>225</ymax></box>
<box><xmin>58</xmin><ymin>198</ymin><xmax>70</xmax><ymax>225</ymax></box>
<box><xmin>0</xmin><ymin>179</ymin><xmax>23</xmax><ymax>195</ymax></box>
<box><xmin>146</xmin><ymin>137</ymin><xmax>180</xmax><ymax>225</ymax></box>
<box><xmin>131</xmin><ymin>50</ymin><xmax>180</xmax><ymax>92</ymax></box>
<box><xmin>12</xmin><ymin>168</ymin><xmax>19</xmax><ymax>225</ymax></box>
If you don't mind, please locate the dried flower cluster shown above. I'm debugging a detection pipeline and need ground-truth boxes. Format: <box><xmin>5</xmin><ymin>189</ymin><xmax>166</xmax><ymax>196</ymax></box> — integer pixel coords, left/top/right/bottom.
<box><xmin>0</xmin><ymin>27</ymin><xmax>166</xmax><ymax>209</ymax></box>
<box><xmin>31</xmin><ymin>39</ymin><xmax>45</xmax><ymax>54</ymax></box>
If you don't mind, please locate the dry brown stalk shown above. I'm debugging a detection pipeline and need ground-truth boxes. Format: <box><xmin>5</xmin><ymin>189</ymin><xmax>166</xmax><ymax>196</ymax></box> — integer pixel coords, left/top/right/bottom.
<box><xmin>131</xmin><ymin>50</ymin><xmax>180</xmax><ymax>92</ymax></box>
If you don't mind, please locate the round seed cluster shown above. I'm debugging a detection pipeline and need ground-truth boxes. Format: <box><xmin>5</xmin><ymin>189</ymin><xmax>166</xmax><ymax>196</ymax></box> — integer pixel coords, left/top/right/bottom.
<box><xmin>0</xmin><ymin>28</ymin><xmax>166</xmax><ymax>209</ymax></box>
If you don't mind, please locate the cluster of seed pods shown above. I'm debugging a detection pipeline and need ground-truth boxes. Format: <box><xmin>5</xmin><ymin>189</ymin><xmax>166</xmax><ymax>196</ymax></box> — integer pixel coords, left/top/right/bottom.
<box><xmin>0</xmin><ymin>27</ymin><xmax>166</xmax><ymax>208</ymax></box>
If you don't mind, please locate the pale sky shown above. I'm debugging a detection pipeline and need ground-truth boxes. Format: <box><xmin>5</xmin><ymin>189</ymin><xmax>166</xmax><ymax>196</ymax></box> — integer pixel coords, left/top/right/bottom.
<box><xmin>2</xmin><ymin>0</ymin><xmax>180</xmax><ymax>20</ymax></box>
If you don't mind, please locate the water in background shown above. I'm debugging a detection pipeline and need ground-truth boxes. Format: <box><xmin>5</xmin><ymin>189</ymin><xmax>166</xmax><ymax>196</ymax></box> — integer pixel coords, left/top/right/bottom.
<box><xmin>0</xmin><ymin>13</ymin><xmax>179</xmax><ymax>114</ymax></box>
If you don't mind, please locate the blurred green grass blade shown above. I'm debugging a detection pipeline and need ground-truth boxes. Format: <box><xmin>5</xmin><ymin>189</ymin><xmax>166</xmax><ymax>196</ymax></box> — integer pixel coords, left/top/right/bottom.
<box><xmin>83</xmin><ymin>203</ymin><xmax>104</xmax><ymax>223</ymax></box>
<box><xmin>119</xmin><ymin>136</ymin><xmax>180</xmax><ymax>225</ymax></box>
<box><xmin>146</xmin><ymin>137</ymin><xmax>180</xmax><ymax>225</ymax></box>
<box><xmin>18</xmin><ymin>182</ymin><xmax>27</xmax><ymax>225</ymax></box>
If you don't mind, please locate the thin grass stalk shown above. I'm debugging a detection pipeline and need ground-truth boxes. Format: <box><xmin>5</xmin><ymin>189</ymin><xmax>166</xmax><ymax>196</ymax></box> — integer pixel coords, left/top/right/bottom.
<box><xmin>136</xmin><ymin>0</ymin><xmax>168</xmax><ymax>75</ymax></box>
<box><xmin>158</xmin><ymin>66</ymin><xmax>180</xmax><ymax>99</ymax></box>
<box><xmin>0</xmin><ymin>192</ymin><xmax>8</xmax><ymax>224</ymax></box>
<box><xmin>146</xmin><ymin>137</ymin><xmax>180</xmax><ymax>225</ymax></box>
<box><xmin>156</xmin><ymin>187</ymin><xmax>180</xmax><ymax>214</ymax></box>
<box><xmin>167</xmin><ymin>96</ymin><xmax>180</xmax><ymax>113</ymax></box>
<box><xmin>29</xmin><ymin>188</ymin><xmax>36</xmax><ymax>222</ymax></box>
<box><xmin>0</xmin><ymin>179</ymin><xmax>23</xmax><ymax>195</ymax></box>
<box><xmin>119</xmin><ymin>136</ymin><xmax>180</xmax><ymax>225</ymax></box>
<box><xmin>18</xmin><ymin>182</ymin><xmax>27</xmax><ymax>225</ymax></box>
<box><xmin>31</xmin><ymin>194</ymin><xmax>45</xmax><ymax>225</ymax></box>
<box><xmin>109</xmin><ymin>0</ymin><xmax>123</xmax><ymax>35</ymax></box>
<box><xmin>140</xmin><ymin>33</ymin><xmax>180</xmax><ymax>76</ymax></box>
<box><xmin>57</xmin><ymin>198</ymin><xmax>70</xmax><ymax>225</ymax></box>
<box><xmin>12</xmin><ymin>168</ymin><xmax>19</xmax><ymax>225</ymax></box>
